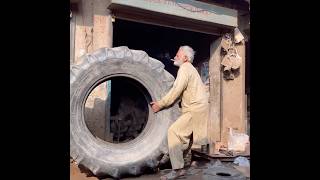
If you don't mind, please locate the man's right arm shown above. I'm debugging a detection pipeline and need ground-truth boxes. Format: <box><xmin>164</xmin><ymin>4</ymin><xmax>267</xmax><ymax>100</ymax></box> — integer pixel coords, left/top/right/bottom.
<box><xmin>157</xmin><ymin>67</ymin><xmax>188</xmax><ymax>109</ymax></box>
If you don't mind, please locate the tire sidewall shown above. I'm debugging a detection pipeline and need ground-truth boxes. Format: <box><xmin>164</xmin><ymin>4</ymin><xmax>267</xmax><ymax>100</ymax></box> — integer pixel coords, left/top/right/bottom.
<box><xmin>70</xmin><ymin>55</ymin><xmax>179</xmax><ymax>176</ymax></box>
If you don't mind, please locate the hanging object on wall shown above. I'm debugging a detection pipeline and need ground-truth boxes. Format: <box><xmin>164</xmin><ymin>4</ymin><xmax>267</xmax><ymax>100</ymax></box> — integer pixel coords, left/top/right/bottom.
<box><xmin>221</xmin><ymin>54</ymin><xmax>233</xmax><ymax>71</ymax></box>
<box><xmin>221</xmin><ymin>47</ymin><xmax>242</xmax><ymax>80</ymax></box>
<box><xmin>221</xmin><ymin>33</ymin><xmax>233</xmax><ymax>52</ymax></box>
<box><xmin>221</xmin><ymin>47</ymin><xmax>241</xmax><ymax>70</ymax></box>
<box><xmin>220</xmin><ymin>30</ymin><xmax>243</xmax><ymax>80</ymax></box>
<box><xmin>234</xmin><ymin>27</ymin><xmax>245</xmax><ymax>43</ymax></box>
<box><xmin>229</xmin><ymin>47</ymin><xmax>242</xmax><ymax>70</ymax></box>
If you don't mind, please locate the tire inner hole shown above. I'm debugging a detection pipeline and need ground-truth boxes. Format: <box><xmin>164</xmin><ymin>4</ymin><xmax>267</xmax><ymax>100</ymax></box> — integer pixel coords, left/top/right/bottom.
<box><xmin>84</xmin><ymin>76</ymin><xmax>151</xmax><ymax>143</ymax></box>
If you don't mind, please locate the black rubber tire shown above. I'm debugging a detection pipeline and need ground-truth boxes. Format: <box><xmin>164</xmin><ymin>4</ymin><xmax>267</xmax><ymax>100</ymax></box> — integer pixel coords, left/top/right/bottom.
<box><xmin>70</xmin><ymin>46</ymin><xmax>180</xmax><ymax>179</ymax></box>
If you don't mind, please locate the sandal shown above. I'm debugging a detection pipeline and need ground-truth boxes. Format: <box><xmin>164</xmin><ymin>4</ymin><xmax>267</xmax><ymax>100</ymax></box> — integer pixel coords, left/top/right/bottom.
<box><xmin>160</xmin><ymin>169</ymin><xmax>186</xmax><ymax>180</ymax></box>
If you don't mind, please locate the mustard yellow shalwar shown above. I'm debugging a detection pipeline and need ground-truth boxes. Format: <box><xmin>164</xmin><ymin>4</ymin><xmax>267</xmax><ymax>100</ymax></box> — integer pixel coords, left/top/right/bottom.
<box><xmin>158</xmin><ymin>62</ymin><xmax>209</xmax><ymax>169</ymax></box>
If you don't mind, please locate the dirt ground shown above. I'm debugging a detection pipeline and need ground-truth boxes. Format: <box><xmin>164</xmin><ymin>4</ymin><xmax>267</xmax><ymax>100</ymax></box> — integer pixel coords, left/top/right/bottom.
<box><xmin>70</xmin><ymin>157</ymin><xmax>249</xmax><ymax>180</ymax></box>
<box><xmin>70</xmin><ymin>157</ymin><xmax>209</xmax><ymax>180</ymax></box>
<box><xmin>70</xmin><ymin>162</ymin><xmax>204</xmax><ymax>180</ymax></box>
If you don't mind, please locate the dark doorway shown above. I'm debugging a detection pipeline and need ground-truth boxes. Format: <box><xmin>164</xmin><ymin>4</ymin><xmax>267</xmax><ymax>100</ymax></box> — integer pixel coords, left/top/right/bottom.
<box><xmin>113</xmin><ymin>19</ymin><xmax>217</xmax><ymax>77</ymax></box>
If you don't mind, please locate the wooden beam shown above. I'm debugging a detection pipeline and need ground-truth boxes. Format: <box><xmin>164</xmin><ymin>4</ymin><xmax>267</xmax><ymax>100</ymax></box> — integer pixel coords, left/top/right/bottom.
<box><xmin>109</xmin><ymin>0</ymin><xmax>238</xmax><ymax>28</ymax></box>
<box><xmin>112</xmin><ymin>7</ymin><xmax>227</xmax><ymax>36</ymax></box>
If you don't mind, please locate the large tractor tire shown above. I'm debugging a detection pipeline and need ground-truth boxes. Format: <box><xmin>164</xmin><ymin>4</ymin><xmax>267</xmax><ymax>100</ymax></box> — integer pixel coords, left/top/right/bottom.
<box><xmin>70</xmin><ymin>46</ymin><xmax>180</xmax><ymax>178</ymax></box>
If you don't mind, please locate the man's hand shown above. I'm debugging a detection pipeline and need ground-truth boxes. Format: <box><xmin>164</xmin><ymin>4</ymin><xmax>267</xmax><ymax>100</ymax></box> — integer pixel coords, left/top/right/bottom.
<box><xmin>150</xmin><ymin>101</ymin><xmax>161</xmax><ymax>113</ymax></box>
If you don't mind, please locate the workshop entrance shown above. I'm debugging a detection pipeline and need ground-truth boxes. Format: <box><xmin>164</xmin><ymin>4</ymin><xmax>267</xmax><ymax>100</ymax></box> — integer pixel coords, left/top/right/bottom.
<box><xmin>83</xmin><ymin>0</ymin><xmax>241</xmax><ymax>145</ymax></box>
<box><xmin>113</xmin><ymin>19</ymin><xmax>218</xmax><ymax>78</ymax></box>
<box><xmin>83</xmin><ymin>18</ymin><xmax>220</xmax><ymax>144</ymax></box>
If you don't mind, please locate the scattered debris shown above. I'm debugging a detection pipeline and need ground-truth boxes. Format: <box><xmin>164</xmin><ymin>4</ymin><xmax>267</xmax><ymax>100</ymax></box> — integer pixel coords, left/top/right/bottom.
<box><xmin>233</xmin><ymin>157</ymin><xmax>250</xmax><ymax>178</ymax></box>
<box><xmin>233</xmin><ymin>156</ymin><xmax>250</xmax><ymax>167</ymax></box>
<box><xmin>228</xmin><ymin>128</ymin><xmax>249</xmax><ymax>152</ymax></box>
<box><xmin>219</xmin><ymin>147</ymin><xmax>250</xmax><ymax>157</ymax></box>
<box><xmin>234</xmin><ymin>166</ymin><xmax>250</xmax><ymax>178</ymax></box>
<box><xmin>220</xmin><ymin>148</ymin><xmax>235</xmax><ymax>156</ymax></box>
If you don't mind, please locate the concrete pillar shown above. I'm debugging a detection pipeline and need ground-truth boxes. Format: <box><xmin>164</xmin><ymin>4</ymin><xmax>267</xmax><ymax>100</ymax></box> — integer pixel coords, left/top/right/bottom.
<box><xmin>208</xmin><ymin>37</ymin><xmax>222</xmax><ymax>152</ymax></box>
<box><xmin>74</xmin><ymin>0</ymin><xmax>94</xmax><ymax>62</ymax></box>
<box><xmin>93</xmin><ymin>0</ymin><xmax>113</xmax><ymax>49</ymax></box>
<box><xmin>221</xmin><ymin>41</ymin><xmax>246</xmax><ymax>145</ymax></box>
<box><xmin>73</xmin><ymin>0</ymin><xmax>113</xmax><ymax>140</ymax></box>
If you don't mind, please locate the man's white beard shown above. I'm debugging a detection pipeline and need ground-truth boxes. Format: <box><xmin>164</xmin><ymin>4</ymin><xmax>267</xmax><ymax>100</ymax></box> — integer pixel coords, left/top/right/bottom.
<box><xmin>173</xmin><ymin>59</ymin><xmax>184</xmax><ymax>67</ymax></box>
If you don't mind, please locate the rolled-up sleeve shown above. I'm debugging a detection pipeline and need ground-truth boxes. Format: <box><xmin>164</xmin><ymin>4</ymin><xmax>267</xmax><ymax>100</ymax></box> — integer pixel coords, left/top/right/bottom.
<box><xmin>158</xmin><ymin>66</ymin><xmax>188</xmax><ymax>108</ymax></box>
